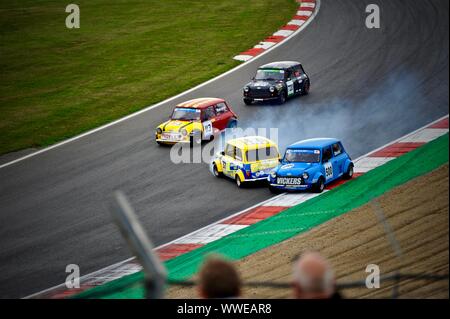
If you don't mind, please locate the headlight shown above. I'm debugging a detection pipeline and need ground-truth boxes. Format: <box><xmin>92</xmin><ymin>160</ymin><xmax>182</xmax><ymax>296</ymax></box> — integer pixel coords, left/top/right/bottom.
<box><xmin>302</xmin><ymin>172</ymin><xmax>309</xmax><ymax>180</ymax></box>
<box><xmin>156</xmin><ymin>128</ymin><xmax>162</xmax><ymax>134</ymax></box>
<box><xmin>269</xmin><ymin>86</ymin><xmax>275</xmax><ymax>93</ymax></box>
<box><xmin>270</xmin><ymin>171</ymin><xmax>277</xmax><ymax>178</ymax></box>
<box><xmin>180</xmin><ymin>128</ymin><xmax>188</xmax><ymax>136</ymax></box>
<box><xmin>244</xmin><ymin>86</ymin><xmax>250</xmax><ymax>92</ymax></box>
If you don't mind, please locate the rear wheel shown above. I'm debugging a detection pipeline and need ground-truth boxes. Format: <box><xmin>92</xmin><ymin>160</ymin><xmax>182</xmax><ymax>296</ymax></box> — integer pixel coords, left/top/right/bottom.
<box><xmin>302</xmin><ymin>79</ymin><xmax>310</xmax><ymax>95</ymax></box>
<box><xmin>313</xmin><ymin>177</ymin><xmax>325</xmax><ymax>193</ymax></box>
<box><xmin>227</xmin><ymin>119</ymin><xmax>238</xmax><ymax>128</ymax></box>
<box><xmin>343</xmin><ymin>164</ymin><xmax>354</xmax><ymax>179</ymax></box>
<box><xmin>243</xmin><ymin>98</ymin><xmax>253</xmax><ymax>105</ymax></box>
<box><xmin>236</xmin><ymin>175</ymin><xmax>244</xmax><ymax>188</ymax></box>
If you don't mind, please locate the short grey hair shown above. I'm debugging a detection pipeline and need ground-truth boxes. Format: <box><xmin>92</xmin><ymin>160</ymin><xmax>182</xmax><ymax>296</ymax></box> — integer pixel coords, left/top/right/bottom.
<box><xmin>293</xmin><ymin>252</ymin><xmax>335</xmax><ymax>295</ymax></box>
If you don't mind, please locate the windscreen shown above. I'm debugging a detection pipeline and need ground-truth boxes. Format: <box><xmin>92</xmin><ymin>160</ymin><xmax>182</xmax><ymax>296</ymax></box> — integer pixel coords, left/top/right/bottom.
<box><xmin>254</xmin><ymin>69</ymin><xmax>285</xmax><ymax>81</ymax></box>
<box><xmin>171</xmin><ymin>108</ymin><xmax>201</xmax><ymax>121</ymax></box>
<box><xmin>246</xmin><ymin>146</ymin><xmax>279</xmax><ymax>162</ymax></box>
<box><xmin>284</xmin><ymin>149</ymin><xmax>321</xmax><ymax>163</ymax></box>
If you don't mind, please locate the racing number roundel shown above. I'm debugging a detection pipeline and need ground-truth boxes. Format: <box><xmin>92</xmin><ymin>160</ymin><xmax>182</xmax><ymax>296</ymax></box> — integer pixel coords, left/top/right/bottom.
<box><xmin>203</xmin><ymin>120</ymin><xmax>213</xmax><ymax>139</ymax></box>
<box><xmin>286</xmin><ymin>80</ymin><xmax>294</xmax><ymax>96</ymax></box>
<box><xmin>324</xmin><ymin>162</ymin><xmax>333</xmax><ymax>180</ymax></box>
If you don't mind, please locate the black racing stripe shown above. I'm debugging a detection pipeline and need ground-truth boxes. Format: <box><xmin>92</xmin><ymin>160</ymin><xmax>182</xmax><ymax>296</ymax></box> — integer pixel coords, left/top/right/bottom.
<box><xmin>178</xmin><ymin>121</ymin><xmax>193</xmax><ymax>132</ymax></box>
<box><xmin>162</xmin><ymin>121</ymin><xmax>170</xmax><ymax>131</ymax></box>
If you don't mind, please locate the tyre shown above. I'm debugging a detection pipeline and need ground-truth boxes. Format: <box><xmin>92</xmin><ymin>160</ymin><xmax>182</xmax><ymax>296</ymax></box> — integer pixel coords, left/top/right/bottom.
<box><xmin>213</xmin><ymin>164</ymin><xmax>222</xmax><ymax>177</ymax></box>
<box><xmin>227</xmin><ymin>119</ymin><xmax>238</xmax><ymax>129</ymax></box>
<box><xmin>302</xmin><ymin>79</ymin><xmax>310</xmax><ymax>95</ymax></box>
<box><xmin>269</xmin><ymin>185</ymin><xmax>281</xmax><ymax>194</ymax></box>
<box><xmin>236</xmin><ymin>175</ymin><xmax>244</xmax><ymax>188</ymax></box>
<box><xmin>243</xmin><ymin>98</ymin><xmax>253</xmax><ymax>105</ymax></box>
<box><xmin>343</xmin><ymin>164</ymin><xmax>354</xmax><ymax>179</ymax></box>
<box><xmin>277</xmin><ymin>91</ymin><xmax>287</xmax><ymax>104</ymax></box>
<box><xmin>190</xmin><ymin>131</ymin><xmax>202</xmax><ymax>147</ymax></box>
<box><xmin>313</xmin><ymin>177</ymin><xmax>325</xmax><ymax>193</ymax></box>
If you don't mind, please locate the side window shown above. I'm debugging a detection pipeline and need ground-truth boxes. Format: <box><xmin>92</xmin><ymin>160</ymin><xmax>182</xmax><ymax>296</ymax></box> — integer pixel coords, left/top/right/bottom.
<box><xmin>286</xmin><ymin>69</ymin><xmax>293</xmax><ymax>80</ymax></box>
<box><xmin>225</xmin><ymin>144</ymin><xmax>235</xmax><ymax>158</ymax></box>
<box><xmin>293</xmin><ymin>66</ymin><xmax>302</xmax><ymax>78</ymax></box>
<box><xmin>202</xmin><ymin>106</ymin><xmax>216</xmax><ymax>121</ymax></box>
<box><xmin>322</xmin><ymin>146</ymin><xmax>332</xmax><ymax>163</ymax></box>
<box><xmin>332</xmin><ymin>143</ymin><xmax>342</xmax><ymax>156</ymax></box>
<box><xmin>215</xmin><ymin>103</ymin><xmax>229</xmax><ymax>115</ymax></box>
<box><xmin>235</xmin><ymin>148</ymin><xmax>243</xmax><ymax>161</ymax></box>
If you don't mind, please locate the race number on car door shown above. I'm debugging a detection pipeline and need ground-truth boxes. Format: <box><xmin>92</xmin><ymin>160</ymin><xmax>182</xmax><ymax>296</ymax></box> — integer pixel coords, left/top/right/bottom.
<box><xmin>203</xmin><ymin>120</ymin><xmax>213</xmax><ymax>140</ymax></box>
<box><xmin>324</xmin><ymin>162</ymin><xmax>333</xmax><ymax>180</ymax></box>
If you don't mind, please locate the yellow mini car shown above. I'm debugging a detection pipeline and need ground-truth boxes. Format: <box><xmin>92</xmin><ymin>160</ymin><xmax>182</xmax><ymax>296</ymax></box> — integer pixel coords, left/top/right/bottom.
<box><xmin>155</xmin><ymin>98</ymin><xmax>237</xmax><ymax>145</ymax></box>
<box><xmin>212</xmin><ymin>136</ymin><xmax>280</xmax><ymax>188</ymax></box>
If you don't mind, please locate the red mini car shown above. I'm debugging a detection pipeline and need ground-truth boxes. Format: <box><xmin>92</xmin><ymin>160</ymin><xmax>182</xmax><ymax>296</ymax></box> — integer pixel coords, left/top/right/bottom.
<box><xmin>155</xmin><ymin>98</ymin><xmax>238</xmax><ymax>145</ymax></box>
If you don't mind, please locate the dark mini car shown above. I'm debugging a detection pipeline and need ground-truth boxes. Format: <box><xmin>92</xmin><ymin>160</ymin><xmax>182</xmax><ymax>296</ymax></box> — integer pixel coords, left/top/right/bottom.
<box><xmin>243</xmin><ymin>61</ymin><xmax>310</xmax><ymax>105</ymax></box>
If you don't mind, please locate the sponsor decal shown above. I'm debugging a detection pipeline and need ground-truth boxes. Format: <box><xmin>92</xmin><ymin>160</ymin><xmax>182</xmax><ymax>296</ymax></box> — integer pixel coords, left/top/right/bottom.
<box><xmin>174</xmin><ymin>108</ymin><xmax>200</xmax><ymax>113</ymax></box>
<box><xmin>276</xmin><ymin>177</ymin><xmax>303</xmax><ymax>185</ymax></box>
<box><xmin>287</xmin><ymin>149</ymin><xmax>320</xmax><ymax>154</ymax></box>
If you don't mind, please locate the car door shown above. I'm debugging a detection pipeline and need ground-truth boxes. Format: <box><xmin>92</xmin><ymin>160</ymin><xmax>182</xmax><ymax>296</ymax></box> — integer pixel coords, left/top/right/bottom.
<box><xmin>285</xmin><ymin>69</ymin><xmax>295</xmax><ymax>97</ymax></box>
<box><xmin>322</xmin><ymin>146</ymin><xmax>334</xmax><ymax>183</ymax></box>
<box><xmin>201</xmin><ymin>106</ymin><xmax>216</xmax><ymax>139</ymax></box>
<box><xmin>331</xmin><ymin>142</ymin><xmax>346</xmax><ymax>178</ymax></box>
<box><xmin>292</xmin><ymin>66</ymin><xmax>302</xmax><ymax>94</ymax></box>
<box><xmin>222</xmin><ymin>144</ymin><xmax>240</xmax><ymax>178</ymax></box>
<box><xmin>213</xmin><ymin>102</ymin><xmax>231</xmax><ymax>131</ymax></box>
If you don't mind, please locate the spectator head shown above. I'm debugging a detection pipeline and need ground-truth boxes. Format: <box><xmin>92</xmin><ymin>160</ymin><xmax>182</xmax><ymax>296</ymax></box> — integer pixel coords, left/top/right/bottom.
<box><xmin>198</xmin><ymin>256</ymin><xmax>241</xmax><ymax>299</ymax></box>
<box><xmin>292</xmin><ymin>251</ymin><xmax>335</xmax><ymax>299</ymax></box>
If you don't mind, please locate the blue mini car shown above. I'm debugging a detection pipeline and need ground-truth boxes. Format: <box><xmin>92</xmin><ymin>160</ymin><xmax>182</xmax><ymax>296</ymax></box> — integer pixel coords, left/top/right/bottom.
<box><xmin>268</xmin><ymin>138</ymin><xmax>354</xmax><ymax>193</ymax></box>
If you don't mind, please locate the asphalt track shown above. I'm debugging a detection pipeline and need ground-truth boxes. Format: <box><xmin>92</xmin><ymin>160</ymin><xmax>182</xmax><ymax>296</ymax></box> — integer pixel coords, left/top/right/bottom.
<box><xmin>0</xmin><ymin>0</ymin><xmax>448</xmax><ymax>298</ymax></box>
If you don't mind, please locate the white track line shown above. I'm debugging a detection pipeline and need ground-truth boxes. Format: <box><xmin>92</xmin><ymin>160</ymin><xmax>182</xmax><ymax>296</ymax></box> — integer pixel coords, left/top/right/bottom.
<box><xmin>1</xmin><ymin>0</ymin><xmax>321</xmax><ymax>171</ymax></box>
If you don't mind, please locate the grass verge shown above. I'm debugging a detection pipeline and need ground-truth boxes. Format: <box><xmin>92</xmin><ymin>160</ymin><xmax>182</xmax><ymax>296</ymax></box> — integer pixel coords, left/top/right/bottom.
<box><xmin>0</xmin><ymin>0</ymin><xmax>297</xmax><ymax>155</ymax></box>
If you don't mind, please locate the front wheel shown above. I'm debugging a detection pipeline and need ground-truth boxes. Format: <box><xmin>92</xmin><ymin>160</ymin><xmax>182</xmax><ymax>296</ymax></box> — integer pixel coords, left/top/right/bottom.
<box><xmin>313</xmin><ymin>177</ymin><xmax>325</xmax><ymax>193</ymax></box>
<box><xmin>190</xmin><ymin>132</ymin><xmax>202</xmax><ymax>147</ymax></box>
<box><xmin>213</xmin><ymin>164</ymin><xmax>222</xmax><ymax>178</ymax></box>
<box><xmin>277</xmin><ymin>91</ymin><xmax>287</xmax><ymax>104</ymax></box>
<box><xmin>269</xmin><ymin>185</ymin><xmax>281</xmax><ymax>194</ymax></box>
<box><xmin>243</xmin><ymin>98</ymin><xmax>253</xmax><ymax>105</ymax></box>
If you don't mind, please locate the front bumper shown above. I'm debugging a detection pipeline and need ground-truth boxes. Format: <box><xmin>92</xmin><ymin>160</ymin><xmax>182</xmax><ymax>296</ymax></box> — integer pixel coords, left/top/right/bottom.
<box><xmin>155</xmin><ymin>132</ymin><xmax>190</xmax><ymax>144</ymax></box>
<box><xmin>243</xmin><ymin>176</ymin><xmax>270</xmax><ymax>182</ymax></box>
<box><xmin>269</xmin><ymin>183</ymin><xmax>312</xmax><ymax>191</ymax></box>
<box><xmin>247</xmin><ymin>96</ymin><xmax>279</xmax><ymax>102</ymax></box>
<box><xmin>268</xmin><ymin>176</ymin><xmax>313</xmax><ymax>190</ymax></box>
<box><xmin>244</xmin><ymin>90</ymin><xmax>279</xmax><ymax>101</ymax></box>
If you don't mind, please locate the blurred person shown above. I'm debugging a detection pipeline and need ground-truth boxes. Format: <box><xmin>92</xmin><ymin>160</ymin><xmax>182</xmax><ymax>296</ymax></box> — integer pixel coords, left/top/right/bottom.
<box><xmin>292</xmin><ymin>251</ymin><xmax>341</xmax><ymax>299</ymax></box>
<box><xmin>197</xmin><ymin>256</ymin><xmax>241</xmax><ymax>299</ymax></box>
